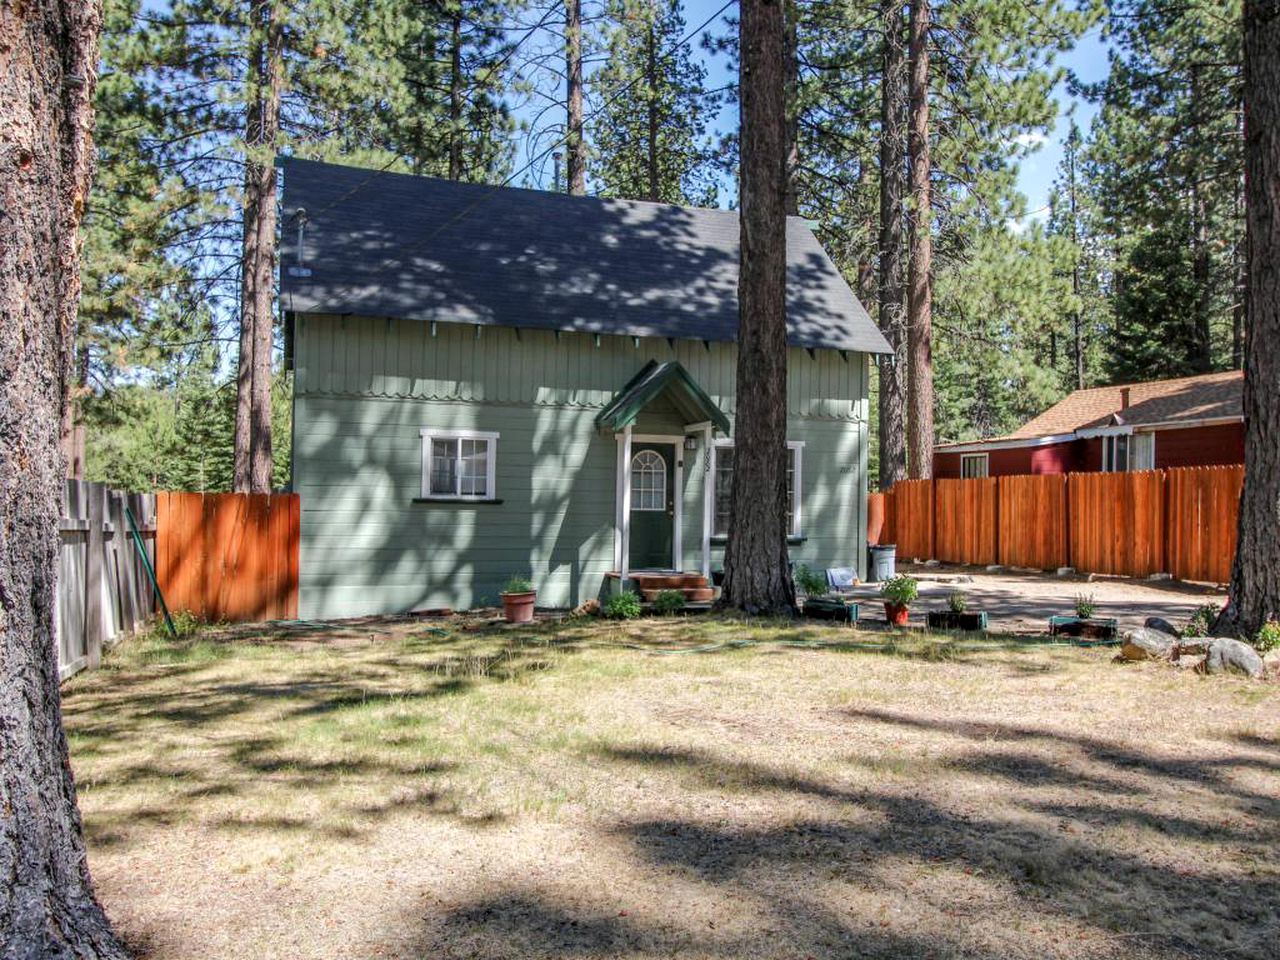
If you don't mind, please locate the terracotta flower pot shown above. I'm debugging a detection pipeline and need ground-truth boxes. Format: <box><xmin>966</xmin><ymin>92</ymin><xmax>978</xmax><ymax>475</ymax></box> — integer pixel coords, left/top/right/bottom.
<box><xmin>501</xmin><ymin>591</ymin><xmax>536</xmax><ymax>623</ymax></box>
<box><xmin>884</xmin><ymin>601</ymin><xmax>910</xmax><ymax>626</ymax></box>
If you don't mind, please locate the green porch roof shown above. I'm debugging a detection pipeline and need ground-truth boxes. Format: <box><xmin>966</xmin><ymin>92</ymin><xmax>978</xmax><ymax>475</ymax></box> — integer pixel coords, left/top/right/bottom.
<box><xmin>594</xmin><ymin>360</ymin><xmax>732</xmax><ymax>435</ymax></box>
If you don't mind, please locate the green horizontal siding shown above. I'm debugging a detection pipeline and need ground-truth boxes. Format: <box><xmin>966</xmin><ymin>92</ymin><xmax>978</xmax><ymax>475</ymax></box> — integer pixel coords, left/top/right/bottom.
<box><xmin>294</xmin><ymin>315</ymin><xmax>871</xmax><ymax>619</ymax></box>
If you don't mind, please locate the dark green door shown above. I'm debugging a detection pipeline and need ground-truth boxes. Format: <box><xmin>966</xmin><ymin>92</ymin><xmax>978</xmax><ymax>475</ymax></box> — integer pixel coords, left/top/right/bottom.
<box><xmin>629</xmin><ymin>442</ymin><xmax>675</xmax><ymax>569</ymax></box>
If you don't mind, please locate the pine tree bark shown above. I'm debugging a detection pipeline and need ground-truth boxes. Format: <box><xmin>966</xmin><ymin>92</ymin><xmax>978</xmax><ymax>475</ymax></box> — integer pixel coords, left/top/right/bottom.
<box><xmin>720</xmin><ymin>0</ymin><xmax>796</xmax><ymax>616</ymax></box>
<box><xmin>906</xmin><ymin>0</ymin><xmax>933</xmax><ymax>479</ymax></box>
<box><xmin>1216</xmin><ymin>0</ymin><xmax>1280</xmax><ymax>640</ymax></box>
<box><xmin>646</xmin><ymin>19</ymin><xmax>659</xmax><ymax>201</ymax></box>
<box><xmin>235</xmin><ymin>0</ymin><xmax>280</xmax><ymax>494</ymax></box>
<box><xmin>565</xmin><ymin>0</ymin><xmax>586</xmax><ymax>194</ymax></box>
<box><xmin>1</xmin><ymin>1</ymin><xmax>129</xmax><ymax>956</ymax></box>
<box><xmin>783</xmin><ymin>0</ymin><xmax>800</xmax><ymax>216</ymax></box>
<box><xmin>448</xmin><ymin>11</ymin><xmax>464</xmax><ymax>181</ymax></box>
<box><xmin>877</xmin><ymin>0</ymin><xmax>908</xmax><ymax>490</ymax></box>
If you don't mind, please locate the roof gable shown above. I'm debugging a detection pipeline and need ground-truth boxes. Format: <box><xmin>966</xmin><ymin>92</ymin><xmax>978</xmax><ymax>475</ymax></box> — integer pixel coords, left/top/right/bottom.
<box><xmin>278</xmin><ymin>158</ymin><xmax>890</xmax><ymax>355</ymax></box>
<box><xmin>594</xmin><ymin>360</ymin><xmax>732</xmax><ymax>435</ymax></box>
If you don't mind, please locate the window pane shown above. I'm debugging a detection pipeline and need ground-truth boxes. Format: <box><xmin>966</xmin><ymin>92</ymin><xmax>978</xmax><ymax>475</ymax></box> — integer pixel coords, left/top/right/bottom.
<box><xmin>631</xmin><ymin>450</ymin><xmax>666</xmax><ymax>511</ymax></box>
<box><xmin>430</xmin><ymin>439</ymin><xmax>457</xmax><ymax>495</ymax></box>
<box><xmin>714</xmin><ymin>448</ymin><xmax>734</xmax><ymax>536</ymax></box>
<box><xmin>459</xmin><ymin>438</ymin><xmax>488</xmax><ymax>496</ymax></box>
<box><xmin>1115</xmin><ymin>435</ymin><xmax>1129</xmax><ymax>472</ymax></box>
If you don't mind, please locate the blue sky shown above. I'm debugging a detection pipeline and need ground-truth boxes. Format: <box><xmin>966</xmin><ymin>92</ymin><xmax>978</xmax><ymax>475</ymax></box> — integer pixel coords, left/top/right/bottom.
<box><xmin>514</xmin><ymin>1</ymin><xmax>1114</xmax><ymax>220</ymax></box>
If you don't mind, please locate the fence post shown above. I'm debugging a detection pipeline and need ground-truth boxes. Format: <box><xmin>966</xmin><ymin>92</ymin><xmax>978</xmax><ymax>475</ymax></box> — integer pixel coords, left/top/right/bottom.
<box><xmin>85</xmin><ymin>482</ymin><xmax>105</xmax><ymax>670</ymax></box>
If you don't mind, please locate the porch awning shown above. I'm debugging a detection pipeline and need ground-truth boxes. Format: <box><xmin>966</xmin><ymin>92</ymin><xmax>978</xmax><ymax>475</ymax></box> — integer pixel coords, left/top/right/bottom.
<box><xmin>594</xmin><ymin>360</ymin><xmax>732</xmax><ymax>435</ymax></box>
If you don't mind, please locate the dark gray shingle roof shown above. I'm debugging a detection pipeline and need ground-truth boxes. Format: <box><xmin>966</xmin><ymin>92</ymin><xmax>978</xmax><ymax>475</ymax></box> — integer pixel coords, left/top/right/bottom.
<box><xmin>279</xmin><ymin>159</ymin><xmax>890</xmax><ymax>354</ymax></box>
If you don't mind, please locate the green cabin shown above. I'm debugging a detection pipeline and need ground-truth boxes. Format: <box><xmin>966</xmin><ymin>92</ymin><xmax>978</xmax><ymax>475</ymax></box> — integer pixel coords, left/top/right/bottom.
<box><xmin>280</xmin><ymin>159</ymin><xmax>892</xmax><ymax>619</ymax></box>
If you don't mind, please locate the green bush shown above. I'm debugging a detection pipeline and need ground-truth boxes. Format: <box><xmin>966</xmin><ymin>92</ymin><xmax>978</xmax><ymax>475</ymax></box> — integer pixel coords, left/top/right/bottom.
<box><xmin>1255</xmin><ymin>620</ymin><xmax>1280</xmax><ymax>654</ymax></box>
<box><xmin>653</xmin><ymin>589</ymin><xmax>687</xmax><ymax>616</ymax></box>
<box><xmin>946</xmin><ymin>590</ymin><xmax>967</xmax><ymax>613</ymax></box>
<box><xmin>1182</xmin><ymin>602</ymin><xmax>1222</xmax><ymax>638</ymax></box>
<box><xmin>603</xmin><ymin>591</ymin><xmax>642</xmax><ymax>620</ymax></box>
<box><xmin>502</xmin><ymin>574</ymin><xmax>533</xmax><ymax>595</ymax></box>
<box><xmin>1074</xmin><ymin>593</ymin><xmax>1096</xmax><ymax>619</ymax></box>
<box><xmin>793</xmin><ymin>563</ymin><xmax>828</xmax><ymax>596</ymax></box>
<box><xmin>879</xmin><ymin>575</ymin><xmax>918</xmax><ymax>606</ymax></box>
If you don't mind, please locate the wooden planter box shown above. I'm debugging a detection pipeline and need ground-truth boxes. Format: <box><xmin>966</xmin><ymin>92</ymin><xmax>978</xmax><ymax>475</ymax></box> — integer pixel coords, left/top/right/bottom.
<box><xmin>926</xmin><ymin>611</ymin><xmax>989</xmax><ymax>632</ymax></box>
<box><xmin>1048</xmin><ymin>615</ymin><xmax>1118</xmax><ymax>640</ymax></box>
<box><xmin>801</xmin><ymin>596</ymin><xmax>859</xmax><ymax>624</ymax></box>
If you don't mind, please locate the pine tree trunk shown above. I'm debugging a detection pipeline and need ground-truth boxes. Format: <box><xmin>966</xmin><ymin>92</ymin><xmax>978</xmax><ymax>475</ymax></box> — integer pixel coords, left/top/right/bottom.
<box><xmin>1</xmin><ymin>2</ymin><xmax>129</xmax><ymax>956</ymax></box>
<box><xmin>449</xmin><ymin>12</ymin><xmax>463</xmax><ymax>180</ymax></box>
<box><xmin>565</xmin><ymin>0</ymin><xmax>586</xmax><ymax>194</ymax></box>
<box><xmin>720</xmin><ymin>0</ymin><xmax>795</xmax><ymax>616</ymax></box>
<box><xmin>877</xmin><ymin>0</ymin><xmax>908</xmax><ymax>490</ymax></box>
<box><xmin>235</xmin><ymin>0</ymin><xmax>281</xmax><ymax>494</ymax></box>
<box><xmin>783</xmin><ymin>0</ymin><xmax>800</xmax><ymax>216</ymax></box>
<box><xmin>906</xmin><ymin>0</ymin><xmax>933</xmax><ymax>480</ymax></box>
<box><xmin>646</xmin><ymin>20</ymin><xmax>659</xmax><ymax>202</ymax></box>
<box><xmin>1216</xmin><ymin>0</ymin><xmax>1280</xmax><ymax>640</ymax></box>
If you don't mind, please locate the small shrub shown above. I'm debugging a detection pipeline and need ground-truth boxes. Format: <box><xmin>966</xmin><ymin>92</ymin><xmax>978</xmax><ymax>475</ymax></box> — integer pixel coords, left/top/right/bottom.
<box><xmin>502</xmin><ymin>575</ymin><xmax>533</xmax><ymax>595</ymax></box>
<box><xmin>603</xmin><ymin>591</ymin><xmax>642</xmax><ymax>620</ymax></box>
<box><xmin>1182</xmin><ymin>602</ymin><xmax>1222</xmax><ymax>638</ymax></box>
<box><xmin>946</xmin><ymin>590</ymin><xmax>967</xmax><ymax>614</ymax></box>
<box><xmin>793</xmin><ymin>563</ymin><xmax>828</xmax><ymax>597</ymax></box>
<box><xmin>1074</xmin><ymin>593</ymin><xmax>1096</xmax><ymax>619</ymax></box>
<box><xmin>1255</xmin><ymin>620</ymin><xmax>1280</xmax><ymax>654</ymax></box>
<box><xmin>880</xmin><ymin>575</ymin><xmax>918</xmax><ymax>606</ymax></box>
<box><xmin>653</xmin><ymin>589</ymin><xmax>687</xmax><ymax>616</ymax></box>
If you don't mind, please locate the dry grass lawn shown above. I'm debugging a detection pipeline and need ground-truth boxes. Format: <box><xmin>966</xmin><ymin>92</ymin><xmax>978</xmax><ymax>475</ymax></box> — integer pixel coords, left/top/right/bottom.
<box><xmin>63</xmin><ymin>614</ymin><xmax>1280</xmax><ymax>959</ymax></box>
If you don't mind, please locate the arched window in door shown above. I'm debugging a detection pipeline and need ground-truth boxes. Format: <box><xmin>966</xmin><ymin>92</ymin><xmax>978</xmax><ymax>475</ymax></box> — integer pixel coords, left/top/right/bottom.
<box><xmin>630</xmin><ymin>450</ymin><xmax>666</xmax><ymax>511</ymax></box>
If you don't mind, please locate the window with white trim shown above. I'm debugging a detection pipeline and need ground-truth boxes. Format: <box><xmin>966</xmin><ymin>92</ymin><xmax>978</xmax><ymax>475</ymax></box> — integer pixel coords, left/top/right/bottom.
<box><xmin>712</xmin><ymin>442</ymin><xmax>802</xmax><ymax>538</ymax></box>
<box><xmin>1102</xmin><ymin>434</ymin><xmax>1130</xmax><ymax>473</ymax></box>
<box><xmin>1131</xmin><ymin>433</ymin><xmax>1155</xmax><ymax>471</ymax></box>
<box><xmin>630</xmin><ymin>450</ymin><xmax>667</xmax><ymax>511</ymax></box>
<box><xmin>420</xmin><ymin>430</ymin><xmax>498</xmax><ymax>499</ymax></box>
<box><xmin>960</xmin><ymin>453</ymin><xmax>989</xmax><ymax>479</ymax></box>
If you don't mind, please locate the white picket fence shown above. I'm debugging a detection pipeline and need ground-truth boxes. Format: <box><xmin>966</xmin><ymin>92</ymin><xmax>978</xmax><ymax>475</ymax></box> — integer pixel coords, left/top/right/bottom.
<box><xmin>57</xmin><ymin>480</ymin><xmax>157</xmax><ymax>680</ymax></box>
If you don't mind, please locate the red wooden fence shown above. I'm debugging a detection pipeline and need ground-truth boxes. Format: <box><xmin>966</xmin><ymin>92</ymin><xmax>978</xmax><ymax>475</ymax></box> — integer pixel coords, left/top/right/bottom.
<box><xmin>870</xmin><ymin>466</ymin><xmax>1240</xmax><ymax>584</ymax></box>
<box><xmin>1166</xmin><ymin>466</ymin><xmax>1243</xmax><ymax>584</ymax></box>
<box><xmin>156</xmin><ymin>492</ymin><xmax>299</xmax><ymax>622</ymax></box>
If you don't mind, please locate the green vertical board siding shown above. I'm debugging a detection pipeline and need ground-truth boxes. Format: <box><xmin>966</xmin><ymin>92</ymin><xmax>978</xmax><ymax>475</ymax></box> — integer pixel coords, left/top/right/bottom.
<box><xmin>294</xmin><ymin>314</ymin><xmax>870</xmax><ymax>618</ymax></box>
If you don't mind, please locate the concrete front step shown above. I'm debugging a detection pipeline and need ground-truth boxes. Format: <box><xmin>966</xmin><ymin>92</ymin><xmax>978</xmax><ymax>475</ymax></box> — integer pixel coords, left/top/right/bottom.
<box><xmin>641</xmin><ymin>586</ymin><xmax>716</xmax><ymax>603</ymax></box>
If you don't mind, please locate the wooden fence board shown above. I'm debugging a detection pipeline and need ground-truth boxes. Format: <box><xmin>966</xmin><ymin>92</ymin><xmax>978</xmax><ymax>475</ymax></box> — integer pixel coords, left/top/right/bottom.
<box><xmin>997</xmin><ymin>474</ymin><xmax>1068</xmax><ymax>570</ymax></box>
<box><xmin>157</xmin><ymin>491</ymin><xmax>299</xmax><ymax>623</ymax></box>
<box><xmin>1166</xmin><ymin>466</ymin><xmax>1242</xmax><ymax>584</ymax></box>
<box><xmin>935</xmin><ymin>478</ymin><xmax>998</xmax><ymax>565</ymax></box>
<box><xmin>1065</xmin><ymin>471</ymin><xmax>1165</xmax><ymax>577</ymax></box>
<box><xmin>890</xmin><ymin>479</ymin><xmax>935</xmax><ymax>561</ymax></box>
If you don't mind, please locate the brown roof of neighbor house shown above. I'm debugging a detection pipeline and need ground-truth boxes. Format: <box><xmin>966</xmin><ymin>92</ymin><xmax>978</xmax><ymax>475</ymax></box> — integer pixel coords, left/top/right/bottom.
<box><xmin>1009</xmin><ymin>371</ymin><xmax>1244</xmax><ymax>439</ymax></box>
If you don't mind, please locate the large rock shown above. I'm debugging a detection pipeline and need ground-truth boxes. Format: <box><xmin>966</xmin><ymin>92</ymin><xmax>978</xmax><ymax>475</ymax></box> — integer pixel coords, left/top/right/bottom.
<box><xmin>1145</xmin><ymin>616</ymin><xmax>1182</xmax><ymax>638</ymax></box>
<box><xmin>1174</xmin><ymin>636</ymin><xmax>1214</xmax><ymax>657</ymax></box>
<box><xmin>1120</xmin><ymin>627</ymin><xmax>1177</xmax><ymax>662</ymax></box>
<box><xmin>1201</xmin><ymin>638</ymin><xmax>1264</xmax><ymax>679</ymax></box>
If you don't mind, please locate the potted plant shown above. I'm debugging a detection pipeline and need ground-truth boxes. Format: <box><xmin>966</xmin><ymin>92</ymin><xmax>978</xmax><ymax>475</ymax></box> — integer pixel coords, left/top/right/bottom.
<box><xmin>926</xmin><ymin>589</ymin><xmax>988</xmax><ymax>632</ymax></box>
<box><xmin>796</xmin><ymin>563</ymin><xmax>858</xmax><ymax>624</ymax></box>
<box><xmin>880</xmin><ymin>574</ymin><xmax>918</xmax><ymax>627</ymax></box>
<box><xmin>1048</xmin><ymin>592</ymin><xmax>1118</xmax><ymax>641</ymax></box>
<box><xmin>500</xmin><ymin>574</ymin><xmax>536</xmax><ymax>623</ymax></box>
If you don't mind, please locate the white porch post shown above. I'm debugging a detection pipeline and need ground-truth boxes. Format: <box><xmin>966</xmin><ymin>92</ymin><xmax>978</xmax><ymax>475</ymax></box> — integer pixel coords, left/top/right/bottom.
<box><xmin>620</xmin><ymin>425</ymin><xmax>633</xmax><ymax>579</ymax></box>
<box><xmin>701</xmin><ymin>424</ymin><xmax>713</xmax><ymax>579</ymax></box>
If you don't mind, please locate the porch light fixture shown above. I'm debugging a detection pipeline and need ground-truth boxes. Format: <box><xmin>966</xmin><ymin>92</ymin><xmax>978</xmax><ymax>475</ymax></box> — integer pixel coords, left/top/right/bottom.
<box><xmin>684</xmin><ymin>436</ymin><xmax>698</xmax><ymax>451</ymax></box>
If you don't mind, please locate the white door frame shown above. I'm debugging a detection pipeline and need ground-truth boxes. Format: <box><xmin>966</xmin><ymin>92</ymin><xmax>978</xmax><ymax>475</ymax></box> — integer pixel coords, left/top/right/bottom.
<box><xmin>615</xmin><ymin>432</ymin><xmax>684</xmax><ymax>576</ymax></box>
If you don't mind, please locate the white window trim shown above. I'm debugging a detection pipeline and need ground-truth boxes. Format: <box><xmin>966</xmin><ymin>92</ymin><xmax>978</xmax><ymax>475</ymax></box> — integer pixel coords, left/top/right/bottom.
<box><xmin>711</xmin><ymin>440</ymin><xmax>804</xmax><ymax>539</ymax></box>
<box><xmin>419</xmin><ymin>429</ymin><xmax>500</xmax><ymax>500</ymax></box>
<box><xmin>960</xmin><ymin>453</ymin><xmax>989</xmax><ymax>479</ymax></box>
<box><xmin>1101</xmin><ymin>433</ymin><xmax>1130</xmax><ymax>473</ymax></box>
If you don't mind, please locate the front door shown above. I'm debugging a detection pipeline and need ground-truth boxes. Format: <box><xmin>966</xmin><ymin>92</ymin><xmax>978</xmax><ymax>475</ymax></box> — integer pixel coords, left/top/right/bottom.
<box><xmin>629</xmin><ymin>442</ymin><xmax>675</xmax><ymax>569</ymax></box>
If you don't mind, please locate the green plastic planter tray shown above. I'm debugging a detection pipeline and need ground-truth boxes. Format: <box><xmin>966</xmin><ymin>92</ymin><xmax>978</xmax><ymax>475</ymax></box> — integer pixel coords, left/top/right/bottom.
<box><xmin>1048</xmin><ymin>615</ymin><xmax>1118</xmax><ymax>640</ymax></box>
<box><xmin>802</xmin><ymin>597</ymin><xmax>860</xmax><ymax>624</ymax></box>
<box><xmin>926</xmin><ymin>611</ymin><xmax>989</xmax><ymax>632</ymax></box>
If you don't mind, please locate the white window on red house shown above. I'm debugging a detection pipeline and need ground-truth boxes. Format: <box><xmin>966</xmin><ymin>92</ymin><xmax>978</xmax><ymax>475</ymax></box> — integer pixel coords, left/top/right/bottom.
<box><xmin>960</xmin><ymin>453</ymin><xmax>989</xmax><ymax>479</ymax></box>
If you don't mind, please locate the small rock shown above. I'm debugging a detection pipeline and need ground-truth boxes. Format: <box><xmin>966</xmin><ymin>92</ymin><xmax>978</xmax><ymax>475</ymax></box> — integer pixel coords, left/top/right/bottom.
<box><xmin>1145</xmin><ymin>616</ymin><xmax>1182</xmax><ymax>638</ymax></box>
<box><xmin>1261</xmin><ymin>649</ymin><xmax>1280</xmax><ymax>680</ymax></box>
<box><xmin>1056</xmin><ymin>567</ymin><xmax>1076</xmax><ymax>577</ymax></box>
<box><xmin>1120</xmin><ymin>627</ymin><xmax>1177</xmax><ymax>661</ymax></box>
<box><xmin>1201</xmin><ymin>638</ymin><xmax>1264</xmax><ymax>678</ymax></box>
<box><xmin>1086</xmin><ymin>573</ymin><xmax>1097</xmax><ymax>583</ymax></box>
<box><xmin>985</xmin><ymin>564</ymin><xmax>1005</xmax><ymax>573</ymax></box>
<box><xmin>924</xmin><ymin>559</ymin><xmax>941</xmax><ymax>567</ymax></box>
<box><xmin>1174</xmin><ymin>636</ymin><xmax>1213</xmax><ymax>657</ymax></box>
<box><xmin>1175</xmin><ymin>654</ymin><xmax>1207</xmax><ymax>670</ymax></box>
<box><xmin>956</xmin><ymin>575</ymin><xmax>975</xmax><ymax>583</ymax></box>
<box><xmin>1147</xmin><ymin>572</ymin><xmax>1173</xmax><ymax>582</ymax></box>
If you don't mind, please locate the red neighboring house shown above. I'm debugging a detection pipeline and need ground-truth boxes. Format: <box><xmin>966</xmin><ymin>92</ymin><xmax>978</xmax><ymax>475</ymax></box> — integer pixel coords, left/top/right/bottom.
<box><xmin>934</xmin><ymin>371</ymin><xmax>1244</xmax><ymax>479</ymax></box>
